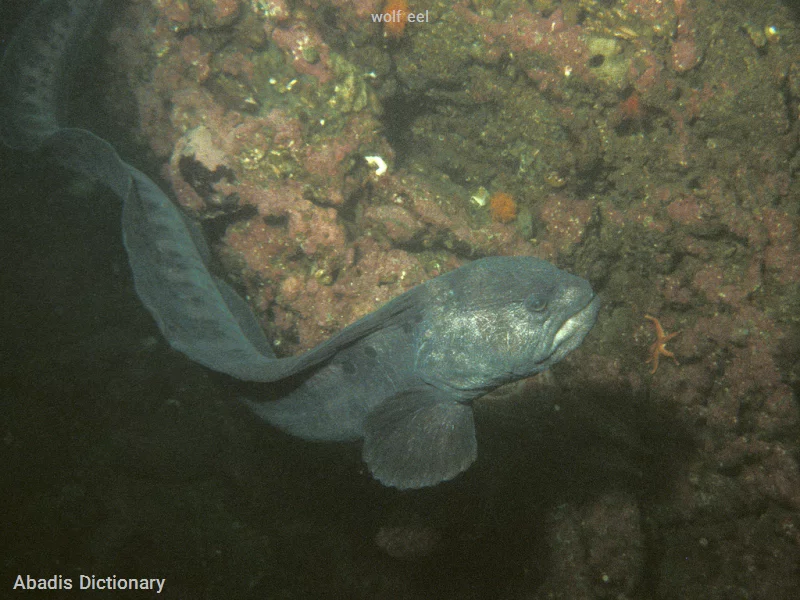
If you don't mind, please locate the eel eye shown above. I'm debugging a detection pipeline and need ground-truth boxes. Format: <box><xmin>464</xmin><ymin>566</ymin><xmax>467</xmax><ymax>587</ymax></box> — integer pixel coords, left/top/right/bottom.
<box><xmin>525</xmin><ymin>295</ymin><xmax>548</xmax><ymax>313</ymax></box>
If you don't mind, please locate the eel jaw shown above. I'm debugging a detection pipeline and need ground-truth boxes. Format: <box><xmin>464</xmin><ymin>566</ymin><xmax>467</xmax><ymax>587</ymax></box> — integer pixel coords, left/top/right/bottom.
<box><xmin>551</xmin><ymin>294</ymin><xmax>600</xmax><ymax>356</ymax></box>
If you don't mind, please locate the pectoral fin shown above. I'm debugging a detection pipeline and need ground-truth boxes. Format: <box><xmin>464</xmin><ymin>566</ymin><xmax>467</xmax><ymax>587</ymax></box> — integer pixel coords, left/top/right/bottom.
<box><xmin>362</xmin><ymin>391</ymin><xmax>477</xmax><ymax>490</ymax></box>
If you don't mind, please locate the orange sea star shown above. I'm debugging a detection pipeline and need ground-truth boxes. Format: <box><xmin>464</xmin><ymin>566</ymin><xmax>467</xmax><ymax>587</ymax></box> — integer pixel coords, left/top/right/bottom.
<box><xmin>644</xmin><ymin>315</ymin><xmax>680</xmax><ymax>374</ymax></box>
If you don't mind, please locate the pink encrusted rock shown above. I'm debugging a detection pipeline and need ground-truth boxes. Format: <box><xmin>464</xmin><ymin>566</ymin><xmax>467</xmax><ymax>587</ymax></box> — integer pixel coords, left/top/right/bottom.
<box><xmin>658</xmin><ymin>273</ymin><xmax>692</xmax><ymax>305</ymax></box>
<box><xmin>366</xmin><ymin>173</ymin><xmax>534</xmax><ymax>258</ymax></box>
<box><xmin>303</xmin><ymin>116</ymin><xmax>386</xmax><ymax>207</ymax></box>
<box><xmin>179</xmin><ymin>35</ymin><xmax>210</xmax><ymax>82</ymax></box>
<box><xmin>169</xmin><ymin>87</ymin><xmax>232</xmax><ymax>144</ymax></box>
<box><xmin>363</xmin><ymin>204</ymin><xmax>425</xmax><ymax>245</ymax></box>
<box><xmin>169</xmin><ymin>126</ymin><xmax>233</xmax><ymax>211</ymax></box>
<box><xmin>214</xmin><ymin>109</ymin><xmax>304</xmax><ymax>160</ymax></box>
<box><xmin>671</xmin><ymin>36</ymin><xmax>700</xmax><ymax>73</ymax></box>
<box><xmin>630</xmin><ymin>49</ymin><xmax>661</xmax><ymax>93</ymax></box>
<box><xmin>218</xmin><ymin>51</ymin><xmax>255</xmax><ymax>81</ymax></box>
<box><xmin>758</xmin><ymin>208</ymin><xmax>800</xmax><ymax>284</ymax></box>
<box><xmin>624</xmin><ymin>0</ymin><xmax>675</xmax><ymax>27</ymax></box>
<box><xmin>671</xmin><ymin>0</ymin><xmax>700</xmax><ymax>73</ymax></box>
<box><xmin>666</xmin><ymin>194</ymin><xmax>709</xmax><ymax>226</ymax></box>
<box><xmin>274</xmin><ymin>242</ymin><xmax>426</xmax><ymax>352</ymax></box>
<box><xmin>690</xmin><ymin>262</ymin><xmax>758</xmax><ymax>308</ymax></box>
<box><xmin>221</xmin><ymin>181</ymin><xmax>348</xmax><ymax>259</ymax></box>
<box><xmin>458</xmin><ymin>4</ymin><xmax>593</xmax><ymax>91</ymax></box>
<box><xmin>156</xmin><ymin>0</ymin><xmax>191</xmax><ymax>26</ymax></box>
<box><xmin>176</xmin><ymin>126</ymin><xmax>231</xmax><ymax>172</ymax></box>
<box><xmin>539</xmin><ymin>195</ymin><xmax>594</xmax><ymax>252</ymax></box>
<box><xmin>713</xmin><ymin>436</ymin><xmax>772</xmax><ymax>473</ymax></box>
<box><xmin>220</xmin><ymin>192</ymin><xmax>431</xmax><ymax>353</ymax></box>
<box><xmin>741</xmin><ymin>445</ymin><xmax>800</xmax><ymax>510</ymax></box>
<box><xmin>223</xmin><ymin>218</ymin><xmax>297</xmax><ymax>280</ymax></box>
<box><xmin>212</xmin><ymin>0</ymin><xmax>240</xmax><ymax>22</ymax></box>
<box><xmin>271</xmin><ymin>23</ymin><xmax>332</xmax><ymax>83</ymax></box>
<box><xmin>337</xmin><ymin>242</ymin><xmax>426</xmax><ymax>303</ymax></box>
<box><xmin>110</xmin><ymin>6</ymin><xmax>226</xmax><ymax>158</ymax></box>
<box><xmin>154</xmin><ymin>0</ymin><xmax>241</xmax><ymax>29</ymax></box>
<box><xmin>756</xmin><ymin>387</ymin><xmax>799</xmax><ymax>437</ymax></box>
<box><xmin>297</xmin><ymin>0</ymin><xmax>383</xmax><ymax>36</ymax></box>
<box><xmin>254</xmin><ymin>0</ymin><xmax>289</xmax><ymax>33</ymax></box>
<box><xmin>261</xmin><ymin>108</ymin><xmax>305</xmax><ymax>148</ymax></box>
<box><xmin>722</xmin><ymin>342</ymin><xmax>786</xmax><ymax>408</ymax></box>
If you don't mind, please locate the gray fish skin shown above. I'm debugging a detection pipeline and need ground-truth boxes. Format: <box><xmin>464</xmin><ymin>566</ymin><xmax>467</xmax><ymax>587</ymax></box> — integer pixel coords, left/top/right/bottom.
<box><xmin>247</xmin><ymin>256</ymin><xmax>600</xmax><ymax>489</ymax></box>
<box><xmin>1</xmin><ymin>0</ymin><xmax>600</xmax><ymax>490</ymax></box>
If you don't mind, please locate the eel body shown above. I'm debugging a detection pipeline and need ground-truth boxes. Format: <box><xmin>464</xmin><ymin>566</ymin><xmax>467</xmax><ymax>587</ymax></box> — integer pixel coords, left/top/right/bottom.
<box><xmin>0</xmin><ymin>0</ymin><xmax>600</xmax><ymax>489</ymax></box>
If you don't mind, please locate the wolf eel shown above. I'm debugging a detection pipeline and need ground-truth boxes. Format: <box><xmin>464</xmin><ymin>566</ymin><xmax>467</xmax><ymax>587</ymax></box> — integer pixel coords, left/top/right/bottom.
<box><xmin>0</xmin><ymin>0</ymin><xmax>600</xmax><ymax>488</ymax></box>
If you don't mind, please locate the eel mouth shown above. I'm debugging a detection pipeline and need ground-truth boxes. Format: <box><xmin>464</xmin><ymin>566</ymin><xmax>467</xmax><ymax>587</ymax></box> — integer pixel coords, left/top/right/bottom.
<box><xmin>552</xmin><ymin>294</ymin><xmax>601</xmax><ymax>351</ymax></box>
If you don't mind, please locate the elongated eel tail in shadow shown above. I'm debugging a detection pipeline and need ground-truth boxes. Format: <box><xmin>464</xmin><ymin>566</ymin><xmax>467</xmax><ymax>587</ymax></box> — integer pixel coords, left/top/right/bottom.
<box><xmin>0</xmin><ymin>0</ymin><xmax>300</xmax><ymax>381</ymax></box>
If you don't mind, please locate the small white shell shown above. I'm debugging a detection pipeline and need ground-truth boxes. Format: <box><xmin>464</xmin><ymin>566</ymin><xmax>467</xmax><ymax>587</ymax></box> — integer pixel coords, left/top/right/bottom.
<box><xmin>470</xmin><ymin>186</ymin><xmax>489</xmax><ymax>207</ymax></box>
<box><xmin>365</xmin><ymin>155</ymin><xmax>388</xmax><ymax>176</ymax></box>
